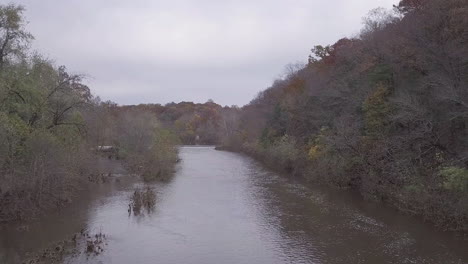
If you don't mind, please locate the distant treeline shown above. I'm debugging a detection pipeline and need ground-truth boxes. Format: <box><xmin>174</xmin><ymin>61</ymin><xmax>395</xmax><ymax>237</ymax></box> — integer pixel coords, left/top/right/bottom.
<box><xmin>0</xmin><ymin>4</ymin><xmax>178</xmax><ymax>222</ymax></box>
<box><xmin>119</xmin><ymin>101</ymin><xmax>239</xmax><ymax>145</ymax></box>
<box><xmin>217</xmin><ymin>0</ymin><xmax>466</xmax><ymax>231</ymax></box>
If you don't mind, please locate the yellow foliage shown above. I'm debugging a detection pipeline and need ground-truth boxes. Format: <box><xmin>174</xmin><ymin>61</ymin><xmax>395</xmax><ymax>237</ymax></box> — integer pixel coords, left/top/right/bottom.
<box><xmin>308</xmin><ymin>145</ymin><xmax>322</xmax><ymax>160</ymax></box>
<box><xmin>308</xmin><ymin>127</ymin><xmax>329</xmax><ymax>161</ymax></box>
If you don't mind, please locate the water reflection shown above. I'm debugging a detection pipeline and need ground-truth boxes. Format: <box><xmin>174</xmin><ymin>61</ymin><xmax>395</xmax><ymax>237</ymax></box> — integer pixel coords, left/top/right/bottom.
<box><xmin>0</xmin><ymin>146</ymin><xmax>466</xmax><ymax>264</ymax></box>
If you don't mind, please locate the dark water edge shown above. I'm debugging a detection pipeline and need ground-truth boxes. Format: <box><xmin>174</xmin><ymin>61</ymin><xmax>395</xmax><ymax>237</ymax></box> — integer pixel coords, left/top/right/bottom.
<box><xmin>0</xmin><ymin>146</ymin><xmax>467</xmax><ymax>264</ymax></box>
<box><xmin>215</xmin><ymin>145</ymin><xmax>468</xmax><ymax>237</ymax></box>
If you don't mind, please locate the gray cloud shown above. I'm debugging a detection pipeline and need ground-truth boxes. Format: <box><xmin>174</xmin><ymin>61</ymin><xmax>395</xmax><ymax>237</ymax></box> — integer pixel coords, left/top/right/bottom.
<box><xmin>14</xmin><ymin>0</ymin><xmax>398</xmax><ymax>106</ymax></box>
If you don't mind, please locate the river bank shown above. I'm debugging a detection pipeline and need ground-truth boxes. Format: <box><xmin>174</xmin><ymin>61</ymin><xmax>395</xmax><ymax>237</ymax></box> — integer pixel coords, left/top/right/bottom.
<box><xmin>1</xmin><ymin>146</ymin><xmax>466</xmax><ymax>264</ymax></box>
<box><xmin>0</xmin><ymin>155</ymin><xmax>126</xmax><ymax>225</ymax></box>
<box><xmin>0</xmin><ymin>153</ymin><xmax>177</xmax><ymax>263</ymax></box>
<box><xmin>215</xmin><ymin>145</ymin><xmax>468</xmax><ymax>236</ymax></box>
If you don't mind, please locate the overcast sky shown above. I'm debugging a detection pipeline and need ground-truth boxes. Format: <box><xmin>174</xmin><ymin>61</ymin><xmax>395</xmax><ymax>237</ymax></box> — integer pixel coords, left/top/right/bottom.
<box><xmin>13</xmin><ymin>0</ymin><xmax>398</xmax><ymax>106</ymax></box>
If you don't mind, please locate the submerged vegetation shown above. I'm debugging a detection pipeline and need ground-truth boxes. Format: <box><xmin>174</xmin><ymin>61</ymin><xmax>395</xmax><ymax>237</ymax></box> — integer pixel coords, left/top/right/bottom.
<box><xmin>0</xmin><ymin>4</ymin><xmax>178</xmax><ymax>223</ymax></box>
<box><xmin>22</xmin><ymin>229</ymin><xmax>108</xmax><ymax>264</ymax></box>
<box><xmin>128</xmin><ymin>187</ymin><xmax>157</xmax><ymax>216</ymax></box>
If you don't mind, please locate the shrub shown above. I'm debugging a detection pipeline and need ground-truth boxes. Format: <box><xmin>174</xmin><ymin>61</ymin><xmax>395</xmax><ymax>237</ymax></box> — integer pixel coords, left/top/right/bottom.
<box><xmin>141</xmin><ymin>128</ymin><xmax>179</xmax><ymax>181</ymax></box>
<box><xmin>265</xmin><ymin>135</ymin><xmax>299</xmax><ymax>171</ymax></box>
<box><xmin>129</xmin><ymin>187</ymin><xmax>156</xmax><ymax>215</ymax></box>
<box><xmin>307</xmin><ymin>127</ymin><xmax>328</xmax><ymax>161</ymax></box>
<box><xmin>440</xmin><ymin>167</ymin><xmax>468</xmax><ymax>192</ymax></box>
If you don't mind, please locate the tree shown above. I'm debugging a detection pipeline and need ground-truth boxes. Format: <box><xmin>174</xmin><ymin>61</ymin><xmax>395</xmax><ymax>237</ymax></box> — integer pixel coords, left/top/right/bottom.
<box><xmin>0</xmin><ymin>4</ymin><xmax>33</xmax><ymax>68</ymax></box>
<box><xmin>361</xmin><ymin>8</ymin><xmax>400</xmax><ymax>37</ymax></box>
<box><xmin>396</xmin><ymin>0</ymin><xmax>425</xmax><ymax>13</ymax></box>
<box><xmin>46</xmin><ymin>66</ymin><xmax>91</xmax><ymax>130</ymax></box>
<box><xmin>308</xmin><ymin>45</ymin><xmax>332</xmax><ymax>64</ymax></box>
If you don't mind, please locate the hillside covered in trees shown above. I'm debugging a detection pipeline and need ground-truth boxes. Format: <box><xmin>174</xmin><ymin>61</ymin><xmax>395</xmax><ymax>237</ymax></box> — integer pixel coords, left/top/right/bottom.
<box><xmin>216</xmin><ymin>0</ymin><xmax>468</xmax><ymax>232</ymax></box>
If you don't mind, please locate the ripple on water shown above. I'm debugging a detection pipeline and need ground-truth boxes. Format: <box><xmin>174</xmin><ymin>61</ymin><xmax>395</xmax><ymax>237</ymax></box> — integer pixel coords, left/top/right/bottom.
<box><xmin>1</xmin><ymin>147</ymin><xmax>467</xmax><ymax>264</ymax></box>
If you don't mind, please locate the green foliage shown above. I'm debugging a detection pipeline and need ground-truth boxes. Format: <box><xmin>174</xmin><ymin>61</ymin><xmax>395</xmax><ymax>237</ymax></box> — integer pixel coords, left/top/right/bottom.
<box><xmin>260</xmin><ymin>128</ymin><xmax>272</xmax><ymax>147</ymax></box>
<box><xmin>368</xmin><ymin>64</ymin><xmax>393</xmax><ymax>84</ymax></box>
<box><xmin>0</xmin><ymin>4</ymin><xmax>97</xmax><ymax>222</ymax></box>
<box><xmin>0</xmin><ymin>4</ymin><xmax>34</xmax><ymax>67</ymax></box>
<box><xmin>362</xmin><ymin>84</ymin><xmax>392</xmax><ymax>136</ymax></box>
<box><xmin>272</xmin><ymin>135</ymin><xmax>299</xmax><ymax>161</ymax></box>
<box><xmin>143</xmin><ymin>101</ymin><xmax>222</xmax><ymax>145</ymax></box>
<box><xmin>0</xmin><ymin>112</ymin><xmax>29</xmax><ymax>169</ymax></box>
<box><xmin>141</xmin><ymin>128</ymin><xmax>179</xmax><ymax>181</ymax></box>
<box><xmin>110</xmin><ymin>110</ymin><xmax>180</xmax><ymax>182</ymax></box>
<box><xmin>440</xmin><ymin>167</ymin><xmax>468</xmax><ymax>192</ymax></box>
<box><xmin>0</xmin><ymin>3</ymin><xmax>181</xmax><ymax>223</ymax></box>
<box><xmin>23</xmin><ymin>129</ymin><xmax>61</xmax><ymax>160</ymax></box>
<box><xmin>255</xmin><ymin>134</ymin><xmax>299</xmax><ymax>172</ymax></box>
<box><xmin>403</xmin><ymin>184</ymin><xmax>424</xmax><ymax>194</ymax></box>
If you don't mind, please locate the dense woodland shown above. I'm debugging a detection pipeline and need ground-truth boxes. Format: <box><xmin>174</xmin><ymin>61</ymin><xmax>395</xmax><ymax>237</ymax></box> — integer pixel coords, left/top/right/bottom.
<box><xmin>218</xmin><ymin>0</ymin><xmax>468</xmax><ymax>232</ymax></box>
<box><xmin>0</xmin><ymin>4</ymin><xmax>178</xmax><ymax>222</ymax></box>
<box><xmin>0</xmin><ymin>0</ymin><xmax>467</xmax><ymax>232</ymax></box>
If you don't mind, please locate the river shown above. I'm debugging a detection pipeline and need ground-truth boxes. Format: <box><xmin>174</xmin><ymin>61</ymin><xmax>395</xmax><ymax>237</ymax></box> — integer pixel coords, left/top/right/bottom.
<box><xmin>0</xmin><ymin>146</ymin><xmax>467</xmax><ymax>264</ymax></box>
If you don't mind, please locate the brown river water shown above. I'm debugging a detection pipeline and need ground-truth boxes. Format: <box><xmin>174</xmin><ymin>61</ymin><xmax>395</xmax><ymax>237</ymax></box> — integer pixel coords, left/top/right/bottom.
<box><xmin>0</xmin><ymin>146</ymin><xmax>467</xmax><ymax>264</ymax></box>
